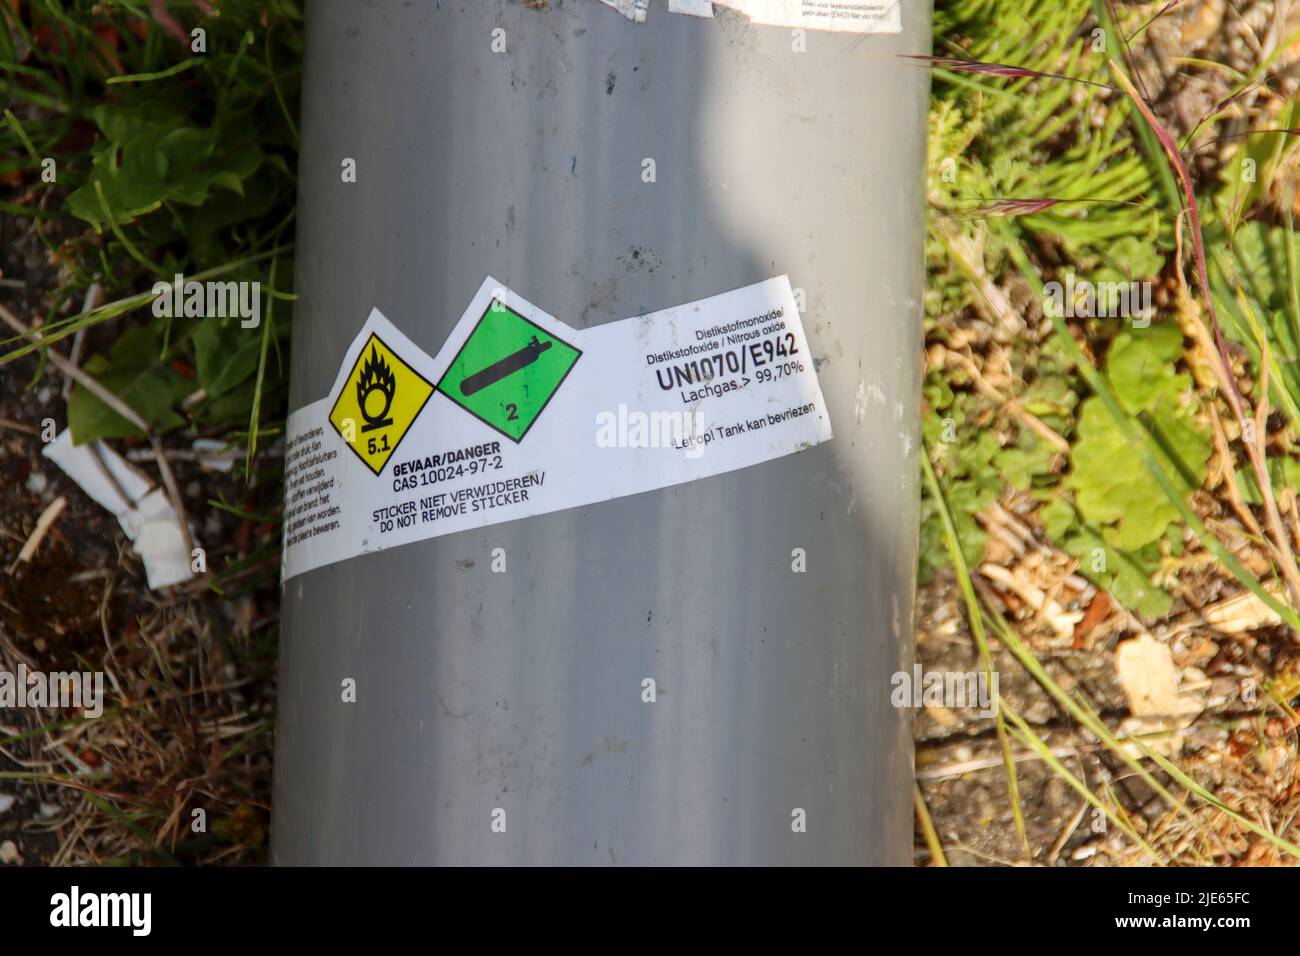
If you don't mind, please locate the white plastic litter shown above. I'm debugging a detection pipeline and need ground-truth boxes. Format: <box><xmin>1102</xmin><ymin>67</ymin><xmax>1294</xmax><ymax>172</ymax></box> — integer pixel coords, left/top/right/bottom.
<box><xmin>191</xmin><ymin>438</ymin><xmax>239</xmax><ymax>473</ymax></box>
<box><xmin>42</xmin><ymin>431</ymin><xmax>195</xmax><ymax>590</ymax></box>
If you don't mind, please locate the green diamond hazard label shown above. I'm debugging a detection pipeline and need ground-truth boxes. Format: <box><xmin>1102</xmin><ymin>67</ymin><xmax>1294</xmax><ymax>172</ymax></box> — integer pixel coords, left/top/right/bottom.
<box><xmin>436</xmin><ymin>299</ymin><xmax>581</xmax><ymax>442</ymax></box>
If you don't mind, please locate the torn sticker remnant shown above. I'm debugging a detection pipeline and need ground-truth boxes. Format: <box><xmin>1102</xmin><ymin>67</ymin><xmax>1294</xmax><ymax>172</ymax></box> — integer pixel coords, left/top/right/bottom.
<box><xmin>599</xmin><ymin>0</ymin><xmax>650</xmax><ymax>22</ymax></box>
<box><xmin>668</xmin><ymin>0</ymin><xmax>715</xmax><ymax>16</ymax></box>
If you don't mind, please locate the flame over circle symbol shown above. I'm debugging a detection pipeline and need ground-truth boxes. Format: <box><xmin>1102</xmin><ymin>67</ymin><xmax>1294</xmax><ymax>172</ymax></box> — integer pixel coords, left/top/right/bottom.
<box><xmin>357</xmin><ymin>344</ymin><xmax>396</xmax><ymax>432</ymax></box>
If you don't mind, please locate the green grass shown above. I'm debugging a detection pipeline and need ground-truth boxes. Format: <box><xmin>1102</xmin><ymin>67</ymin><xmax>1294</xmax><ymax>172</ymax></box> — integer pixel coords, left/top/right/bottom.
<box><xmin>0</xmin><ymin>0</ymin><xmax>299</xmax><ymax>865</ymax></box>
<box><xmin>0</xmin><ymin>1</ymin><xmax>300</xmax><ymax>485</ymax></box>
<box><xmin>917</xmin><ymin>0</ymin><xmax>1300</xmax><ymax>864</ymax></box>
<box><xmin>924</xmin><ymin>0</ymin><xmax>1300</xmax><ymax>629</ymax></box>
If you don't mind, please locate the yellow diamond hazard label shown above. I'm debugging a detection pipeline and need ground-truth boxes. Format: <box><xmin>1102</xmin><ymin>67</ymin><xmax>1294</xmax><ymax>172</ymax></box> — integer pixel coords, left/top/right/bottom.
<box><xmin>328</xmin><ymin>333</ymin><xmax>435</xmax><ymax>475</ymax></box>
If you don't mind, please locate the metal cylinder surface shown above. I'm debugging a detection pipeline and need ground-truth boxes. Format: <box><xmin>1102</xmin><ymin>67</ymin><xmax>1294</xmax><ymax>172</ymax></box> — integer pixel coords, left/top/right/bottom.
<box><xmin>274</xmin><ymin>0</ymin><xmax>930</xmax><ymax>865</ymax></box>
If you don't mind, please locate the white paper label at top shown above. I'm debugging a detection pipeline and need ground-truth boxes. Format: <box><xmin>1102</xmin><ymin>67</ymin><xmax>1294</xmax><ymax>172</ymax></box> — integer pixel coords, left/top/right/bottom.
<box><xmin>714</xmin><ymin>0</ymin><xmax>901</xmax><ymax>33</ymax></box>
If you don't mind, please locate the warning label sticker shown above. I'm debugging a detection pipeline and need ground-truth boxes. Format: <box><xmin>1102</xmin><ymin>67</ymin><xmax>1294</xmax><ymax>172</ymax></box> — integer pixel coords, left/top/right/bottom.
<box><xmin>436</xmin><ymin>299</ymin><xmax>581</xmax><ymax>442</ymax></box>
<box><xmin>734</xmin><ymin>0</ymin><xmax>902</xmax><ymax>33</ymax></box>
<box><xmin>328</xmin><ymin>333</ymin><xmax>436</xmax><ymax>475</ymax></box>
<box><xmin>653</xmin><ymin>0</ymin><xmax>903</xmax><ymax>34</ymax></box>
<box><xmin>281</xmin><ymin>275</ymin><xmax>833</xmax><ymax>581</ymax></box>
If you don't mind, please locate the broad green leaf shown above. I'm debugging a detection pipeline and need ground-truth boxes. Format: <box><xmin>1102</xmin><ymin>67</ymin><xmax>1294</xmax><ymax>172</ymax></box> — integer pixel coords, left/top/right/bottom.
<box><xmin>67</xmin><ymin>121</ymin><xmax>264</xmax><ymax>229</ymax></box>
<box><xmin>1061</xmin><ymin>526</ymin><xmax>1173</xmax><ymax>618</ymax></box>
<box><xmin>1070</xmin><ymin>325</ymin><xmax>1210</xmax><ymax>551</ymax></box>
<box><xmin>195</xmin><ymin>318</ymin><xmax>262</xmax><ymax>399</ymax></box>
<box><xmin>67</xmin><ymin>326</ymin><xmax>190</xmax><ymax>443</ymax></box>
<box><xmin>1106</xmin><ymin>322</ymin><xmax>1187</xmax><ymax>413</ymax></box>
<box><xmin>996</xmin><ymin>431</ymin><xmax>1057</xmax><ymax>490</ymax></box>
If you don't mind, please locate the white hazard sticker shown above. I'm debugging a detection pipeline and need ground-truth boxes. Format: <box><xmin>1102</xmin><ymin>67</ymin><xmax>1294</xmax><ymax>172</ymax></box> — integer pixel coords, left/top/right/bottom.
<box><xmin>617</xmin><ymin>0</ymin><xmax>902</xmax><ymax>34</ymax></box>
<box><xmin>280</xmin><ymin>275</ymin><xmax>832</xmax><ymax>581</ymax></box>
<box><xmin>711</xmin><ymin>1</ymin><xmax>901</xmax><ymax>33</ymax></box>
